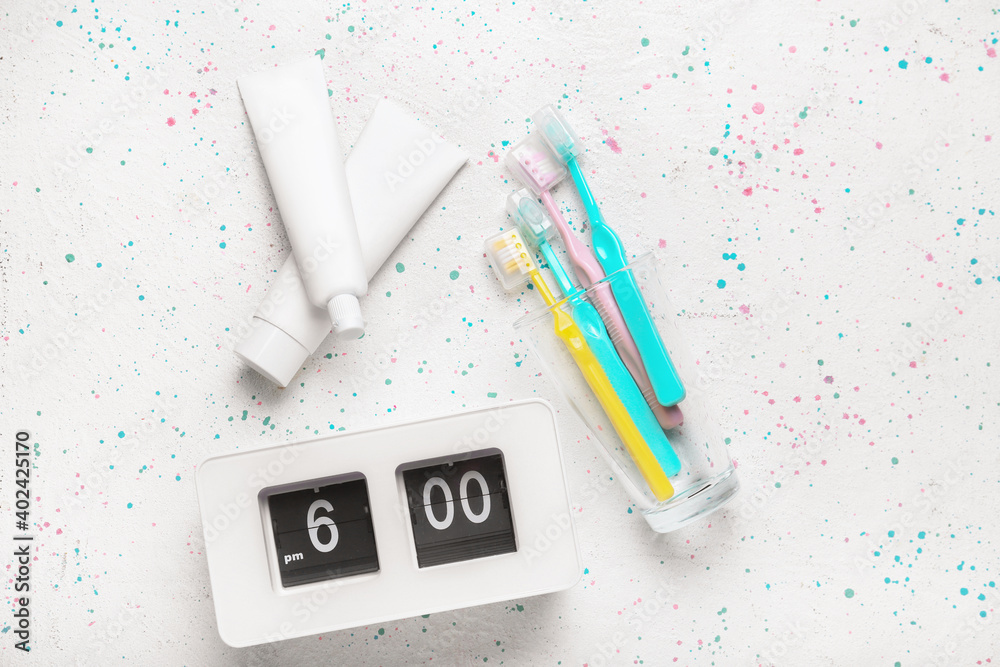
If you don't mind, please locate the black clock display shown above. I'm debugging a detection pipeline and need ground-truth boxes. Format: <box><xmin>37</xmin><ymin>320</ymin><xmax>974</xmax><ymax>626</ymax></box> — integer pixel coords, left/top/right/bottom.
<box><xmin>267</xmin><ymin>476</ymin><xmax>379</xmax><ymax>587</ymax></box>
<box><xmin>401</xmin><ymin>453</ymin><xmax>517</xmax><ymax>568</ymax></box>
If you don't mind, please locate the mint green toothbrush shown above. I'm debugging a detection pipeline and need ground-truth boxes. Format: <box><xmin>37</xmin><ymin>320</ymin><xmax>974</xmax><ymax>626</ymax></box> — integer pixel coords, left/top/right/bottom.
<box><xmin>507</xmin><ymin>190</ymin><xmax>681</xmax><ymax>476</ymax></box>
<box><xmin>532</xmin><ymin>105</ymin><xmax>686</xmax><ymax>407</ymax></box>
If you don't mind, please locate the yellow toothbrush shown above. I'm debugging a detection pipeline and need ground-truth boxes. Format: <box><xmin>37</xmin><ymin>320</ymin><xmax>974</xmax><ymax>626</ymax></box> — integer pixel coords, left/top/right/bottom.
<box><xmin>486</xmin><ymin>229</ymin><xmax>674</xmax><ymax>501</ymax></box>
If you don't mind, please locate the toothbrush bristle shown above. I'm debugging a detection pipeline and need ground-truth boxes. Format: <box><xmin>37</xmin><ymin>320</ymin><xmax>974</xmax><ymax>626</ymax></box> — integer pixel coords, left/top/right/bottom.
<box><xmin>492</xmin><ymin>231</ymin><xmax>533</xmax><ymax>278</ymax></box>
<box><xmin>507</xmin><ymin>135</ymin><xmax>567</xmax><ymax>193</ymax></box>
<box><xmin>506</xmin><ymin>189</ymin><xmax>555</xmax><ymax>247</ymax></box>
<box><xmin>485</xmin><ymin>228</ymin><xmax>536</xmax><ymax>290</ymax></box>
<box><xmin>531</xmin><ymin>105</ymin><xmax>581</xmax><ymax>160</ymax></box>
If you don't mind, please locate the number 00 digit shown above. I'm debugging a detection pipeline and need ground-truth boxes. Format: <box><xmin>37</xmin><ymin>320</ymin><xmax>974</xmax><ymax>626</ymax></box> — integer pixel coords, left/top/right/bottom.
<box><xmin>422</xmin><ymin>471</ymin><xmax>492</xmax><ymax>530</ymax></box>
<box><xmin>307</xmin><ymin>499</ymin><xmax>339</xmax><ymax>553</ymax></box>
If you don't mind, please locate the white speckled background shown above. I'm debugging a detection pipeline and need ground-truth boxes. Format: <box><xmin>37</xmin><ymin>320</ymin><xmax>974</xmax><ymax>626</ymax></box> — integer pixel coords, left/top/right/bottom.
<box><xmin>2</xmin><ymin>0</ymin><xmax>998</xmax><ymax>664</ymax></box>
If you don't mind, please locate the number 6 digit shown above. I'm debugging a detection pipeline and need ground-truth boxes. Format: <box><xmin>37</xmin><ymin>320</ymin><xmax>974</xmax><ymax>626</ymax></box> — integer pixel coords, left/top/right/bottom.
<box><xmin>307</xmin><ymin>499</ymin><xmax>339</xmax><ymax>553</ymax></box>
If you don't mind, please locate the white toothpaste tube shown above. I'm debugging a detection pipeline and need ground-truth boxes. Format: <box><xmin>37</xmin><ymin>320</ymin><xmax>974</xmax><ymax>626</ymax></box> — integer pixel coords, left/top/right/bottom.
<box><xmin>238</xmin><ymin>57</ymin><xmax>368</xmax><ymax>339</ymax></box>
<box><xmin>235</xmin><ymin>99</ymin><xmax>467</xmax><ymax>386</ymax></box>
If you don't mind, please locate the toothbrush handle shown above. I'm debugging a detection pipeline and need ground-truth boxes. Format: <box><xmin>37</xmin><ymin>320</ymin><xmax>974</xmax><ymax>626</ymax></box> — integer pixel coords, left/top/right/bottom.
<box><xmin>571</xmin><ymin>299</ymin><xmax>681</xmax><ymax>476</ymax></box>
<box><xmin>539</xmin><ymin>190</ymin><xmax>677</xmax><ymax>428</ymax></box>
<box><xmin>549</xmin><ymin>304</ymin><xmax>675</xmax><ymax>501</ymax></box>
<box><xmin>567</xmin><ymin>160</ymin><xmax>686</xmax><ymax>406</ymax></box>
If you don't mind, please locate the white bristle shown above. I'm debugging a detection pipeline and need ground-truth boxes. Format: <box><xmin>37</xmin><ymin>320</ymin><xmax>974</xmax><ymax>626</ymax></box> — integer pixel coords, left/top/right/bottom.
<box><xmin>507</xmin><ymin>135</ymin><xmax>567</xmax><ymax>194</ymax></box>
<box><xmin>485</xmin><ymin>229</ymin><xmax>535</xmax><ymax>290</ymax></box>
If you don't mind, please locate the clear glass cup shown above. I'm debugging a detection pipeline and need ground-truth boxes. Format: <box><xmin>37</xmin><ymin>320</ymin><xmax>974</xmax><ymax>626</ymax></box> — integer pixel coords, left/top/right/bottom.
<box><xmin>513</xmin><ymin>252</ymin><xmax>739</xmax><ymax>532</ymax></box>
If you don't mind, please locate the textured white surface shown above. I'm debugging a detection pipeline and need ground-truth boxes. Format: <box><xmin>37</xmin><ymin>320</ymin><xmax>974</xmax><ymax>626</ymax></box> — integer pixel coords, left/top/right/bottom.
<box><xmin>1</xmin><ymin>0</ymin><xmax>999</xmax><ymax>664</ymax></box>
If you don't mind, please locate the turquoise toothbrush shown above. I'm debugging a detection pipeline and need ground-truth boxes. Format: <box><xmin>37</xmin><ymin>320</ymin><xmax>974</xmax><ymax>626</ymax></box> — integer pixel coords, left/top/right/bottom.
<box><xmin>507</xmin><ymin>189</ymin><xmax>681</xmax><ymax>477</ymax></box>
<box><xmin>532</xmin><ymin>105</ymin><xmax>686</xmax><ymax>407</ymax></box>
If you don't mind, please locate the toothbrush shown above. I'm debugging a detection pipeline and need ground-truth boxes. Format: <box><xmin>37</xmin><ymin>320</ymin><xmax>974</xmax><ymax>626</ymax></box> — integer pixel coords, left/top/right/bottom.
<box><xmin>486</xmin><ymin>227</ymin><xmax>675</xmax><ymax>501</ymax></box>
<box><xmin>507</xmin><ymin>134</ymin><xmax>684</xmax><ymax>429</ymax></box>
<box><xmin>506</xmin><ymin>190</ymin><xmax>681</xmax><ymax>477</ymax></box>
<box><xmin>531</xmin><ymin>104</ymin><xmax>686</xmax><ymax>407</ymax></box>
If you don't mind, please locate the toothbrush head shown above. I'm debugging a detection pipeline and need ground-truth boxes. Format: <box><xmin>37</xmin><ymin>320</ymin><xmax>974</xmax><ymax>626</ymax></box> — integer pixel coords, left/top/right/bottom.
<box><xmin>531</xmin><ymin>105</ymin><xmax>580</xmax><ymax>163</ymax></box>
<box><xmin>505</xmin><ymin>189</ymin><xmax>556</xmax><ymax>248</ymax></box>
<box><xmin>485</xmin><ymin>228</ymin><xmax>537</xmax><ymax>291</ymax></box>
<box><xmin>506</xmin><ymin>134</ymin><xmax>567</xmax><ymax>195</ymax></box>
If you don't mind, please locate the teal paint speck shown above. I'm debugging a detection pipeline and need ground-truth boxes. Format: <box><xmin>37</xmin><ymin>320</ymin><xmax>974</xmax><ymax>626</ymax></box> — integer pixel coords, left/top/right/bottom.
<box><xmin>127</xmin><ymin>502</ymin><xmax>133</xmax><ymax>509</ymax></box>
<box><xmin>65</xmin><ymin>254</ymin><xmax>75</xmax><ymax>263</ymax></box>
<box><xmin>219</xmin><ymin>241</ymin><xmax>226</xmax><ymax>249</ymax></box>
<box><xmin>918</xmin><ymin>531</ymin><xmax>926</xmax><ymax>539</ymax></box>
<box><xmin>449</xmin><ymin>270</ymin><xmax>460</xmax><ymax>280</ymax></box>
<box><xmin>118</xmin><ymin>431</ymin><xmax>125</xmax><ymax>438</ymax></box>
<box><xmin>717</xmin><ymin>279</ymin><xmax>726</xmax><ymax>288</ymax></box>
<box><xmin>709</xmin><ymin>147</ymin><xmax>719</xmax><ymax>156</ymax></box>
<box><xmin>898</xmin><ymin>60</ymin><xmax>908</xmax><ymax>69</ymax></box>
<box><xmin>844</xmin><ymin>588</ymin><xmax>854</xmax><ymax>598</ymax></box>
<box><xmin>396</xmin><ymin>262</ymin><xmax>405</xmax><ymax>273</ymax></box>
<box><xmin>138</xmin><ymin>295</ymin><xmax>144</xmax><ymax>301</ymax></box>
<box><xmin>961</xmin><ymin>588</ymin><xmax>969</xmax><ymax>595</ymax></box>
<box><xmin>641</xmin><ymin>37</ymin><xmax>649</xmax><ymax>47</ymax></box>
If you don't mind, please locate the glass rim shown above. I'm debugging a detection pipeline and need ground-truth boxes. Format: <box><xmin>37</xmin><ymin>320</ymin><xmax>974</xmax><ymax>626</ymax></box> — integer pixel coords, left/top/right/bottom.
<box><xmin>512</xmin><ymin>250</ymin><xmax>659</xmax><ymax>330</ymax></box>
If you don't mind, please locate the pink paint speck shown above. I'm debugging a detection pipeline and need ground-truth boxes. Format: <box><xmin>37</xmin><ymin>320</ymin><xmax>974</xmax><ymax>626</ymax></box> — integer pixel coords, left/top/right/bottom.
<box><xmin>642</xmin><ymin>83</ymin><xmax>652</xmax><ymax>90</ymax></box>
<box><xmin>658</xmin><ymin>239</ymin><xmax>667</xmax><ymax>248</ymax></box>
<box><xmin>926</xmin><ymin>253</ymin><xmax>933</xmax><ymax>261</ymax></box>
<box><xmin>268</xmin><ymin>24</ymin><xmax>276</xmax><ymax>31</ymax></box>
<box><xmin>875</xmin><ymin>141</ymin><xmax>883</xmax><ymax>149</ymax></box>
<box><xmin>793</xmin><ymin>148</ymin><xmax>804</xmax><ymax>155</ymax></box>
<box><xmin>987</xmin><ymin>47</ymin><xmax>996</xmax><ymax>58</ymax></box>
<box><xmin>739</xmin><ymin>304</ymin><xmax>750</xmax><ymax>314</ymax></box>
<box><xmin>909</xmin><ymin>361</ymin><xmax>917</xmax><ymax>368</ymax></box>
<box><xmin>789</xmin><ymin>46</ymin><xmax>797</xmax><ymax>53</ymax></box>
<box><xmin>939</xmin><ymin>73</ymin><xmax>950</xmax><ymax>82</ymax></box>
<box><xmin>640</xmin><ymin>192</ymin><xmax>647</xmax><ymax>198</ymax></box>
<box><xmin>166</xmin><ymin>117</ymin><xmax>176</xmax><ymax>126</ymax></box>
<box><xmin>752</xmin><ymin>102</ymin><xmax>765</xmax><ymax>114</ymax></box>
<box><xmin>986</xmin><ymin>135</ymin><xmax>992</xmax><ymax>142</ymax></box>
<box><xmin>742</xmin><ymin>187</ymin><xmax>753</xmax><ymax>196</ymax></box>
<box><xmin>606</xmin><ymin>137</ymin><xmax>622</xmax><ymax>154</ymax></box>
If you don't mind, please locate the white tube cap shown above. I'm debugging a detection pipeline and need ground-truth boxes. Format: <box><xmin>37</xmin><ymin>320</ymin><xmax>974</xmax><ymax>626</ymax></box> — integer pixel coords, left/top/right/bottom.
<box><xmin>328</xmin><ymin>293</ymin><xmax>365</xmax><ymax>340</ymax></box>
<box><xmin>234</xmin><ymin>319</ymin><xmax>309</xmax><ymax>388</ymax></box>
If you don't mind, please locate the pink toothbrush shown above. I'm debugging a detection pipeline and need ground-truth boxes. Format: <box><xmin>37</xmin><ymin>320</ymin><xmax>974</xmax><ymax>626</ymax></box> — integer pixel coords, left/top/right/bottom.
<box><xmin>507</xmin><ymin>134</ymin><xmax>683</xmax><ymax>429</ymax></box>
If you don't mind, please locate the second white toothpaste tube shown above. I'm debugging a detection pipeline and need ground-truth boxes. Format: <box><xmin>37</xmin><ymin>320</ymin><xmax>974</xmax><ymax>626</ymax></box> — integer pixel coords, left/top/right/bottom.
<box><xmin>238</xmin><ymin>57</ymin><xmax>368</xmax><ymax>339</ymax></box>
